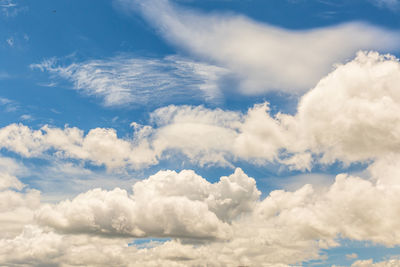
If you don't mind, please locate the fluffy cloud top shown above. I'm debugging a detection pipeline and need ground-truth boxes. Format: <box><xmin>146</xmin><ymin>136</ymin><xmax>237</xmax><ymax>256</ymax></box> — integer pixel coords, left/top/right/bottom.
<box><xmin>36</xmin><ymin>168</ymin><xmax>259</xmax><ymax>240</ymax></box>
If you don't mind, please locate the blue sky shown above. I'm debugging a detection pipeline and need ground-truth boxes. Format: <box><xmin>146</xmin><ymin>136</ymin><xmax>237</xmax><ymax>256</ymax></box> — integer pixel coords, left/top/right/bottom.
<box><xmin>1</xmin><ymin>0</ymin><xmax>400</xmax><ymax>266</ymax></box>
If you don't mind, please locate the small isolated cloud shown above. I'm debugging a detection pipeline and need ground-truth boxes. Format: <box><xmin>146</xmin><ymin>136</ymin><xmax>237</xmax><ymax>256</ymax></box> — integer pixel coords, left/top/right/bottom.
<box><xmin>31</xmin><ymin>55</ymin><xmax>230</xmax><ymax>107</ymax></box>
<box><xmin>118</xmin><ymin>0</ymin><xmax>400</xmax><ymax>94</ymax></box>
<box><xmin>20</xmin><ymin>114</ymin><xmax>32</xmax><ymax>121</ymax></box>
<box><xmin>6</xmin><ymin>37</ymin><xmax>14</xmax><ymax>47</ymax></box>
<box><xmin>346</xmin><ymin>253</ymin><xmax>358</xmax><ymax>259</ymax></box>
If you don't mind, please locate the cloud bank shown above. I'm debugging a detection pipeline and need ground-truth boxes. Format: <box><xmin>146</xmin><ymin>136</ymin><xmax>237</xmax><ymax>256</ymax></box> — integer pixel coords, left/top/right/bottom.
<box><xmin>2</xmin><ymin>156</ymin><xmax>400</xmax><ymax>265</ymax></box>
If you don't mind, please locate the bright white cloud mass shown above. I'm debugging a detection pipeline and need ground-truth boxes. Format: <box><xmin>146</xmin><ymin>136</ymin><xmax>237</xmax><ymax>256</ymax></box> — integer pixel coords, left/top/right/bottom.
<box><xmin>2</xmin><ymin>0</ymin><xmax>400</xmax><ymax>266</ymax></box>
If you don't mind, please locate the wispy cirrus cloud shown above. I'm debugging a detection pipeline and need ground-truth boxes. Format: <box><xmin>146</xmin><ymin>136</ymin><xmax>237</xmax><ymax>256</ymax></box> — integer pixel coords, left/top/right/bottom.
<box><xmin>0</xmin><ymin>97</ymin><xmax>19</xmax><ymax>112</ymax></box>
<box><xmin>0</xmin><ymin>0</ymin><xmax>27</xmax><ymax>18</ymax></box>
<box><xmin>370</xmin><ymin>0</ymin><xmax>400</xmax><ymax>10</ymax></box>
<box><xmin>31</xmin><ymin>55</ymin><xmax>230</xmax><ymax>107</ymax></box>
<box><xmin>0</xmin><ymin>0</ymin><xmax>16</xmax><ymax>9</ymax></box>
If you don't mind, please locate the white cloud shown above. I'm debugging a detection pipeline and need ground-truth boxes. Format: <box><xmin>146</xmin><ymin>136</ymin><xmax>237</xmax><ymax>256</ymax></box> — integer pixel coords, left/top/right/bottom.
<box><xmin>0</xmin><ymin>123</ymin><xmax>157</xmax><ymax>169</ymax></box>
<box><xmin>2</xmin><ymin>159</ymin><xmax>400</xmax><ymax>265</ymax></box>
<box><xmin>119</xmin><ymin>0</ymin><xmax>400</xmax><ymax>94</ymax></box>
<box><xmin>0</xmin><ymin>157</ymin><xmax>40</xmax><ymax>239</ymax></box>
<box><xmin>5</xmin><ymin>51</ymin><xmax>400</xmax><ymax>171</ymax></box>
<box><xmin>5</xmin><ymin>37</ymin><xmax>13</xmax><ymax>47</ymax></box>
<box><xmin>36</xmin><ymin>168</ymin><xmax>259</xmax><ymax>240</ymax></box>
<box><xmin>31</xmin><ymin>55</ymin><xmax>229</xmax><ymax>107</ymax></box>
<box><xmin>139</xmin><ymin>51</ymin><xmax>400</xmax><ymax>169</ymax></box>
<box><xmin>20</xmin><ymin>114</ymin><xmax>33</xmax><ymax>121</ymax></box>
<box><xmin>346</xmin><ymin>253</ymin><xmax>358</xmax><ymax>260</ymax></box>
<box><xmin>284</xmin><ymin>51</ymin><xmax>400</xmax><ymax>165</ymax></box>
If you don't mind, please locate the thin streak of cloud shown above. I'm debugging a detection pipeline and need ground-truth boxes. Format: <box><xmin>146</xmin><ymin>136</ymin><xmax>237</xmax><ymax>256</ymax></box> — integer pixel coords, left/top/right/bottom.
<box><xmin>31</xmin><ymin>55</ymin><xmax>230</xmax><ymax>107</ymax></box>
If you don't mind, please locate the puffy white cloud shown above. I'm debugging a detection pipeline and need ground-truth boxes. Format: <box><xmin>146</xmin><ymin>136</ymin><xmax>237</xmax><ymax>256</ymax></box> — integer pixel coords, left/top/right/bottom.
<box><xmin>118</xmin><ymin>0</ymin><xmax>400</xmax><ymax>94</ymax></box>
<box><xmin>284</xmin><ymin>51</ymin><xmax>400</xmax><ymax>165</ymax></box>
<box><xmin>0</xmin><ymin>123</ymin><xmax>157</xmax><ymax>170</ymax></box>
<box><xmin>36</xmin><ymin>168</ymin><xmax>259</xmax><ymax>240</ymax></box>
<box><xmin>31</xmin><ymin>55</ymin><xmax>229</xmax><ymax>106</ymax></box>
<box><xmin>3</xmin><ymin>160</ymin><xmax>400</xmax><ymax>265</ymax></box>
<box><xmin>0</xmin><ymin>157</ymin><xmax>41</xmax><ymax>238</ymax></box>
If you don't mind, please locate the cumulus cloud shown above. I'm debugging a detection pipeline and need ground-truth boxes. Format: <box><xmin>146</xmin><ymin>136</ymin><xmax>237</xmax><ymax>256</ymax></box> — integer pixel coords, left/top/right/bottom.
<box><xmin>31</xmin><ymin>55</ymin><xmax>229</xmax><ymax>107</ymax></box>
<box><xmin>143</xmin><ymin>51</ymin><xmax>400</xmax><ymax>169</ymax></box>
<box><xmin>116</xmin><ymin>0</ymin><xmax>400</xmax><ymax>94</ymax></box>
<box><xmin>0</xmin><ymin>157</ymin><xmax>40</xmax><ymax>238</ymax></box>
<box><xmin>0</xmin><ymin>123</ymin><xmax>157</xmax><ymax>170</ymax></box>
<box><xmin>36</xmin><ymin>168</ymin><xmax>259</xmax><ymax>240</ymax></box>
<box><xmin>2</xmin><ymin>158</ymin><xmax>400</xmax><ymax>265</ymax></box>
<box><xmin>282</xmin><ymin>51</ymin><xmax>400</xmax><ymax>165</ymax></box>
